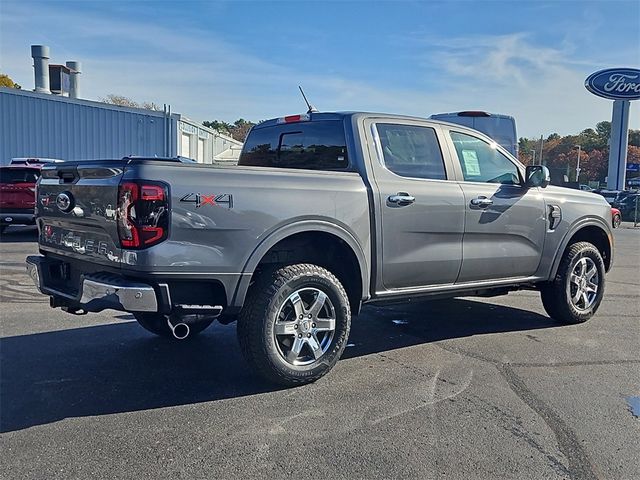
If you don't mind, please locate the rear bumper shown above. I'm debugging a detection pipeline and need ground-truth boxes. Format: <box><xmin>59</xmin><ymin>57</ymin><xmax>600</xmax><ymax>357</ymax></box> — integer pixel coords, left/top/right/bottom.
<box><xmin>26</xmin><ymin>255</ymin><xmax>158</xmax><ymax>313</ymax></box>
<box><xmin>1</xmin><ymin>211</ymin><xmax>35</xmax><ymax>225</ymax></box>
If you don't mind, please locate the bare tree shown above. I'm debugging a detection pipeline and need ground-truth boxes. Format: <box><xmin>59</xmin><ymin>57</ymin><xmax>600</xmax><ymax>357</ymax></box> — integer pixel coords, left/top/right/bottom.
<box><xmin>101</xmin><ymin>94</ymin><xmax>161</xmax><ymax>111</ymax></box>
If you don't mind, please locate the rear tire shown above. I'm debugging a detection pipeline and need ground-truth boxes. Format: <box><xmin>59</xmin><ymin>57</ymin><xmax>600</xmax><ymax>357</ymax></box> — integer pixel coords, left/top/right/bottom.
<box><xmin>237</xmin><ymin>263</ymin><xmax>351</xmax><ymax>386</ymax></box>
<box><xmin>540</xmin><ymin>241</ymin><xmax>605</xmax><ymax>324</ymax></box>
<box><xmin>134</xmin><ymin>313</ymin><xmax>213</xmax><ymax>338</ymax></box>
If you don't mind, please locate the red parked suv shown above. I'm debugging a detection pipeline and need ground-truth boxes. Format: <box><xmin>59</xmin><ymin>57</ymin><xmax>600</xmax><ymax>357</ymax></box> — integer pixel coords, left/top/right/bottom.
<box><xmin>0</xmin><ymin>159</ymin><xmax>63</xmax><ymax>234</ymax></box>
<box><xmin>0</xmin><ymin>164</ymin><xmax>40</xmax><ymax>233</ymax></box>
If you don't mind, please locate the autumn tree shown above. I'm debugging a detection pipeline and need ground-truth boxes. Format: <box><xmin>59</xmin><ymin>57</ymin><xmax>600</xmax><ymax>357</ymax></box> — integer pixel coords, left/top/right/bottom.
<box><xmin>581</xmin><ymin>150</ymin><xmax>607</xmax><ymax>183</ymax></box>
<box><xmin>518</xmin><ymin>137</ymin><xmax>542</xmax><ymax>165</ymax></box>
<box><xmin>628</xmin><ymin>146</ymin><xmax>640</xmax><ymax>165</ymax></box>
<box><xmin>230</xmin><ymin>119</ymin><xmax>254</xmax><ymax>142</ymax></box>
<box><xmin>519</xmin><ymin>121</ymin><xmax>640</xmax><ymax>184</ymax></box>
<box><xmin>596</xmin><ymin>121</ymin><xmax>611</xmax><ymax>142</ymax></box>
<box><xmin>577</xmin><ymin>128</ymin><xmax>603</xmax><ymax>151</ymax></box>
<box><xmin>0</xmin><ymin>73</ymin><xmax>21</xmax><ymax>89</ymax></box>
<box><xmin>202</xmin><ymin>118</ymin><xmax>256</xmax><ymax>142</ymax></box>
<box><xmin>202</xmin><ymin>120</ymin><xmax>233</xmax><ymax>135</ymax></box>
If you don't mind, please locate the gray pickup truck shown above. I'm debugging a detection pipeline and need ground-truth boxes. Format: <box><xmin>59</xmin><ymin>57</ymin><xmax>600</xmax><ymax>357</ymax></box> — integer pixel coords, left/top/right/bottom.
<box><xmin>27</xmin><ymin>112</ymin><xmax>614</xmax><ymax>385</ymax></box>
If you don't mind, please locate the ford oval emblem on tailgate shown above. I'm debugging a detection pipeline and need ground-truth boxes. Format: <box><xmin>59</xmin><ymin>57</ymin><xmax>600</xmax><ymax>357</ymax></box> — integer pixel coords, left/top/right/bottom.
<box><xmin>56</xmin><ymin>192</ymin><xmax>74</xmax><ymax>212</ymax></box>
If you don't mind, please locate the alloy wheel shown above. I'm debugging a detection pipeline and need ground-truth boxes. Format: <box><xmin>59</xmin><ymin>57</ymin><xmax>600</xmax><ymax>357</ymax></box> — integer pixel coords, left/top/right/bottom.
<box><xmin>567</xmin><ymin>256</ymin><xmax>599</xmax><ymax>311</ymax></box>
<box><xmin>273</xmin><ymin>287</ymin><xmax>336</xmax><ymax>366</ymax></box>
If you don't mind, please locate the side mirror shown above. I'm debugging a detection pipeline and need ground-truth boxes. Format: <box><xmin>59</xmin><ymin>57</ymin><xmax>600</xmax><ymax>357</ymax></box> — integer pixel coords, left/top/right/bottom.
<box><xmin>525</xmin><ymin>165</ymin><xmax>550</xmax><ymax>188</ymax></box>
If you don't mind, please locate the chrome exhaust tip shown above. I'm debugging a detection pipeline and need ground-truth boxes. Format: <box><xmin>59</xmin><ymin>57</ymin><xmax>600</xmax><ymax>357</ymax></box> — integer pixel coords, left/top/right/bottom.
<box><xmin>167</xmin><ymin>317</ymin><xmax>190</xmax><ymax>340</ymax></box>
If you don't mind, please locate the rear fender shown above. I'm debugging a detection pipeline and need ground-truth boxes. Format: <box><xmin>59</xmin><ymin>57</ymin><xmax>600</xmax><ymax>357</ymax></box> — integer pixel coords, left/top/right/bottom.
<box><xmin>229</xmin><ymin>220</ymin><xmax>369</xmax><ymax>309</ymax></box>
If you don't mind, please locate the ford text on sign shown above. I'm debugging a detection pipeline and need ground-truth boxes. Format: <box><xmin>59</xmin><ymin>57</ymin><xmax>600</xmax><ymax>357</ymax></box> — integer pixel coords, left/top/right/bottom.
<box><xmin>585</xmin><ymin>68</ymin><xmax>640</xmax><ymax>101</ymax></box>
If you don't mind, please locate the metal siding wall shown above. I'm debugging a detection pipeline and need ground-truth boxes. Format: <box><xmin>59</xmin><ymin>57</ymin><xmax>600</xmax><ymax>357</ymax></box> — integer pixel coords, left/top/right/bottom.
<box><xmin>0</xmin><ymin>90</ymin><xmax>167</xmax><ymax>162</ymax></box>
<box><xmin>176</xmin><ymin>117</ymin><xmax>243</xmax><ymax>164</ymax></box>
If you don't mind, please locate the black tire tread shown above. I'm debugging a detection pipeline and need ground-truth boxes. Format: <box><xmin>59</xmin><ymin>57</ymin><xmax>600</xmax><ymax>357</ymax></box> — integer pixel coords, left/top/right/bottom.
<box><xmin>237</xmin><ymin>263</ymin><xmax>350</xmax><ymax>386</ymax></box>
<box><xmin>540</xmin><ymin>241</ymin><xmax>605</xmax><ymax>324</ymax></box>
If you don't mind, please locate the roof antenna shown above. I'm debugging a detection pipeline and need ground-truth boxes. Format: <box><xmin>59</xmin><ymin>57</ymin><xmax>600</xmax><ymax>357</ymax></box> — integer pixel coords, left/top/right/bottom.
<box><xmin>298</xmin><ymin>86</ymin><xmax>318</xmax><ymax>114</ymax></box>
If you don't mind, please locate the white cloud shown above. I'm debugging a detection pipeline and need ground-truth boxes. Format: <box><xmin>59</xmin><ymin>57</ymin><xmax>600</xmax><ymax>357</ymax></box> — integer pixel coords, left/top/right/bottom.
<box><xmin>408</xmin><ymin>32</ymin><xmax>639</xmax><ymax>136</ymax></box>
<box><xmin>1</xmin><ymin>4</ymin><xmax>637</xmax><ymax>138</ymax></box>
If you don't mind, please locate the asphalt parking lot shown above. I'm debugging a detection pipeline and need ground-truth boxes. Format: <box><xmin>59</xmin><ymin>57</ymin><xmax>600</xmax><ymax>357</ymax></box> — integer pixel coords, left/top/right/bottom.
<box><xmin>1</xmin><ymin>225</ymin><xmax>638</xmax><ymax>480</ymax></box>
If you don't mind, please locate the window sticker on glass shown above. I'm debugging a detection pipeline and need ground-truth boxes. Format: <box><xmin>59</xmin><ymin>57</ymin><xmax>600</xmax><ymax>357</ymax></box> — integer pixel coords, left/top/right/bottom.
<box><xmin>461</xmin><ymin>149</ymin><xmax>481</xmax><ymax>176</ymax></box>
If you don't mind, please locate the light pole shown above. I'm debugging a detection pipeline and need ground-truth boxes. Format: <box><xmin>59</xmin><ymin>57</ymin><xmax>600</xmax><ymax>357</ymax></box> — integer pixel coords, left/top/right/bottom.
<box><xmin>531</xmin><ymin>149</ymin><xmax>536</xmax><ymax>165</ymax></box>
<box><xmin>575</xmin><ymin>144</ymin><xmax>581</xmax><ymax>183</ymax></box>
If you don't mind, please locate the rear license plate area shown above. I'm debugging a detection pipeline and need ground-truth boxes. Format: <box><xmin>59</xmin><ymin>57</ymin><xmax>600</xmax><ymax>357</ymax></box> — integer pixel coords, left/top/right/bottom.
<box><xmin>42</xmin><ymin>259</ymin><xmax>78</xmax><ymax>296</ymax></box>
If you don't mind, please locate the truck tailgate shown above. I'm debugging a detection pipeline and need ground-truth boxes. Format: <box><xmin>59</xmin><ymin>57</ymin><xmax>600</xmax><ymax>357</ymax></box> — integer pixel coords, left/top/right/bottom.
<box><xmin>37</xmin><ymin>162</ymin><xmax>125</xmax><ymax>267</ymax></box>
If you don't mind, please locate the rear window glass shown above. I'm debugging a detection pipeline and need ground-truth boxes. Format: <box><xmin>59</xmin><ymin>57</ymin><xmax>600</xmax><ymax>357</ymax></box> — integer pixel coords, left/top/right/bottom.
<box><xmin>376</xmin><ymin>124</ymin><xmax>446</xmax><ymax>180</ymax></box>
<box><xmin>239</xmin><ymin>120</ymin><xmax>349</xmax><ymax>170</ymax></box>
<box><xmin>0</xmin><ymin>168</ymin><xmax>40</xmax><ymax>183</ymax></box>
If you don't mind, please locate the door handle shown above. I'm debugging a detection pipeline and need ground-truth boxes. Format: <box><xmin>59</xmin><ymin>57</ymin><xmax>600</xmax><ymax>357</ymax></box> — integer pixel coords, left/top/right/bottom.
<box><xmin>470</xmin><ymin>196</ymin><xmax>493</xmax><ymax>208</ymax></box>
<box><xmin>388</xmin><ymin>192</ymin><xmax>415</xmax><ymax>206</ymax></box>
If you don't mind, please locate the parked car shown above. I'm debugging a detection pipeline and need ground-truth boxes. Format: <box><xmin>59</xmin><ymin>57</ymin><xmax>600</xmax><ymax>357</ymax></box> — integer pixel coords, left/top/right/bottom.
<box><xmin>0</xmin><ymin>163</ymin><xmax>42</xmax><ymax>233</ymax></box>
<box><xmin>611</xmin><ymin>207</ymin><xmax>622</xmax><ymax>228</ymax></box>
<box><xmin>615</xmin><ymin>193</ymin><xmax>639</xmax><ymax>221</ymax></box>
<box><xmin>596</xmin><ymin>189</ymin><xmax>632</xmax><ymax>206</ymax></box>
<box><xmin>26</xmin><ymin>111</ymin><xmax>613</xmax><ymax>386</ymax></box>
<box><xmin>579</xmin><ymin>184</ymin><xmax>594</xmax><ymax>191</ymax></box>
<box><xmin>627</xmin><ymin>177</ymin><xmax>640</xmax><ymax>188</ymax></box>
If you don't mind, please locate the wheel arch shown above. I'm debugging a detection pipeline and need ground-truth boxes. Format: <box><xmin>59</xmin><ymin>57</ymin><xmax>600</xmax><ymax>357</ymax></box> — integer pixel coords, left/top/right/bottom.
<box><xmin>549</xmin><ymin>219</ymin><xmax>613</xmax><ymax>279</ymax></box>
<box><xmin>230</xmin><ymin>221</ymin><xmax>370</xmax><ymax>314</ymax></box>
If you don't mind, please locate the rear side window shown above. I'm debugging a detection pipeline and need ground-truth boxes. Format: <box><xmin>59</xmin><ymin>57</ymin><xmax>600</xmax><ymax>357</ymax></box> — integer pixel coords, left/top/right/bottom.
<box><xmin>239</xmin><ymin>120</ymin><xmax>349</xmax><ymax>170</ymax></box>
<box><xmin>376</xmin><ymin>124</ymin><xmax>446</xmax><ymax>180</ymax></box>
<box><xmin>0</xmin><ymin>168</ymin><xmax>39</xmax><ymax>184</ymax></box>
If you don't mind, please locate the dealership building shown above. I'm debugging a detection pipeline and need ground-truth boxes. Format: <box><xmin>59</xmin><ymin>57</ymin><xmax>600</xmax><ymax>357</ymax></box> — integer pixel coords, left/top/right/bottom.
<box><xmin>0</xmin><ymin>46</ymin><xmax>242</xmax><ymax>165</ymax></box>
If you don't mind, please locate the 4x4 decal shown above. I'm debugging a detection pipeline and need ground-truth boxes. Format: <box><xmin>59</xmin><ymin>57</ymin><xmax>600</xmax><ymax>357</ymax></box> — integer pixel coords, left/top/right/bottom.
<box><xmin>180</xmin><ymin>193</ymin><xmax>233</xmax><ymax>209</ymax></box>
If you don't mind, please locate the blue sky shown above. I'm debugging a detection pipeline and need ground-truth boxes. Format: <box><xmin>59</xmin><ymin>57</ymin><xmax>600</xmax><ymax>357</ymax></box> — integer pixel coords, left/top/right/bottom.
<box><xmin>1</xmin><ymin>0</ymin><xmax>639</xmax><ymax>137</ymax></box>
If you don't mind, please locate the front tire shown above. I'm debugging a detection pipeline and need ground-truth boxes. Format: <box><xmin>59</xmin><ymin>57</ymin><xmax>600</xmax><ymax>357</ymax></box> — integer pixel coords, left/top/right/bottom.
<box><xmin>540</xmin><ymin>241</ymin><xmax>606</xmax><ymax>324</ymax></box>
<box><xmin>237</xmin><ymin>264</ymin><xmax>351</xmax><ymax>386</ymax></box>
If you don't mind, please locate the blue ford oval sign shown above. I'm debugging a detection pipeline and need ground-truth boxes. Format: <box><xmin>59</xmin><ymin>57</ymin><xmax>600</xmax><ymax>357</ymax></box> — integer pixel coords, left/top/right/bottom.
<box><xmin>585</xmin><ymin>68</ymin><xmax>640</xmax><ymax>100</ymax></box>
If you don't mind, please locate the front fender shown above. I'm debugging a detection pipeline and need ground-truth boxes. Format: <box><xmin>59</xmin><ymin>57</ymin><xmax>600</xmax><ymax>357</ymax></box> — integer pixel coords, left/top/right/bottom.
<box><xmin>546</xmin><ymin>216</ymin><xmax>613</xmax><ymax>280</ymax></box>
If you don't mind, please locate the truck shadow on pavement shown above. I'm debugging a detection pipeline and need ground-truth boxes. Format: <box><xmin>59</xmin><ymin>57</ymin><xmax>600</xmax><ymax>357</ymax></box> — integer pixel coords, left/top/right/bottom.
<box><xmin>1</xmin><ymin>298</ymin><xmax>559</xmax><ymax>433</ymax></box>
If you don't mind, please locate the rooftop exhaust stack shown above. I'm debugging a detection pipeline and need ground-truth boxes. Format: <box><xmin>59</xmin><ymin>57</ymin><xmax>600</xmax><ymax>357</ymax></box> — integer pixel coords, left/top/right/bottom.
<box><xmin>66</xmin><ymin>61</ymin><xmax>81</xmax><ymax>98</ymax></box>
<box><xmin>31</xmin><ymin>45</ymin><xmax>51</xmax><ymax>94</ymax></box>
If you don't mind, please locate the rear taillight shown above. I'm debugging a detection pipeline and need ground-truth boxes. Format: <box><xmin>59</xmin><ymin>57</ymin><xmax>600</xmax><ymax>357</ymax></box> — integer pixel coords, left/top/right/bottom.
<box><xmin>117</xmin><ymin>181</ymin><xmax>169</xmax><ymax>249</ymax></box>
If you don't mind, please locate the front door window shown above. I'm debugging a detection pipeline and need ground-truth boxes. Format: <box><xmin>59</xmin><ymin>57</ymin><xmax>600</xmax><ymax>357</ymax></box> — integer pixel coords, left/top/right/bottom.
<box><xmin>449</xmin><ymin>131</ymin><xmax>520</xmax><ymax>185</ymax></box>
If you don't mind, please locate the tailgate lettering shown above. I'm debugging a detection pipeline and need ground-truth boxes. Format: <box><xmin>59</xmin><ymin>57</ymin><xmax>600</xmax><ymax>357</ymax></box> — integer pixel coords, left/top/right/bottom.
<box><xmin>42</xmin><ymin>226</ymin><xmax>119</xmax><ymax>262</ymax></box>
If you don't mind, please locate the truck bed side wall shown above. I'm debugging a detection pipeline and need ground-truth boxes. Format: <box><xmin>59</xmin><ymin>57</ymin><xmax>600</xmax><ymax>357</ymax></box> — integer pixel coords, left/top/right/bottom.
<box><xmin>122</xmin><ymin>163</ymin><xmax>372</xmax><ymax>307</ymax></box>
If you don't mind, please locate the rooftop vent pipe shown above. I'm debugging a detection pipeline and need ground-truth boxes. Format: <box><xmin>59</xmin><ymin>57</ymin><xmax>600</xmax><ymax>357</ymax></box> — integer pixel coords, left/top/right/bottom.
<box><xmin>31</xmin><ymin>45</ymin><xmax>51</xmax><ymax>94</ymax></box>
<box><xmin>66</xmin><ymin>61</ymin><xmax>81</xmax><ymax>98</ymax></box>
